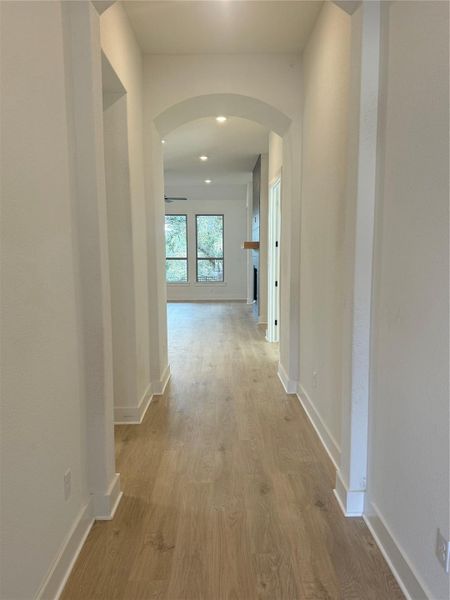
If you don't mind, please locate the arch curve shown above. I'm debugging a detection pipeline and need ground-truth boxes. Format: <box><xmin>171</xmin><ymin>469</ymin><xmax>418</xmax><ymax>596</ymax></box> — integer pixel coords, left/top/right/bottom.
<box><xmin>154</xmin><ymin>93</ymin><xmax>292</xmax><ymax>137</ymax></box>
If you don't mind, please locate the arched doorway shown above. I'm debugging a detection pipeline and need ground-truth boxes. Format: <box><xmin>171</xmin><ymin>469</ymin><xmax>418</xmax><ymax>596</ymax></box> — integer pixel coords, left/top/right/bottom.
<box><xmin>148</xmin><ymin>93</ymin><xmax>301</xmax><ymax>394</ymax></box>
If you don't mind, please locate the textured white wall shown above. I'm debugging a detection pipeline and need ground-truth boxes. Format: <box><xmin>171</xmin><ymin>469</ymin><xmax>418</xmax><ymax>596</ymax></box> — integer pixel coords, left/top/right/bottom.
<box><xmin>1</xmin><ymin>2</ymin><xmax>89</xmax><ymax>597</ymax></box>
<box><xmin>367</xmin><ymin>2</ymin><xmax>450</xmax><ymax>598</ymax></box>
<box><xmin>298</xmin><ymin>1</ymin><xmax>351</xmax><ymax>453</ymax></box>
<box><xmin>165</xmin><ymin>188</ymin><xmax>248</xmax><ymax>302</ymax></box>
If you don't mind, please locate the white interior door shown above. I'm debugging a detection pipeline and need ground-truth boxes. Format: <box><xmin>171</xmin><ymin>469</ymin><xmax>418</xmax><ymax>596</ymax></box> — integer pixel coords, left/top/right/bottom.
<box><xmin>267</xmin><ymin>178</ymin><xmax>281</xmax><ymax>342</ymax></box>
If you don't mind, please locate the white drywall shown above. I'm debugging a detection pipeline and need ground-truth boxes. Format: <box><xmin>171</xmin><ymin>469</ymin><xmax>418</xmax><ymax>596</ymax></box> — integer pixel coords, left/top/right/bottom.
<box><xmin>1</xmin><ymin>3</ymin><xmax>448</xmax><ymax>600</ymax></box>
<box><xmin>258</xmin><ymin>154</ymin><xmax>269</xmax><ymax>324</ymax></box>
<box><xmin>268</xmin><ymin>131</ymin><xmax>283</xmax><ymax>183</ymax></box>
<box><xmin>267</xmin><ymin>132</ymin><xmax>283</xmax><ymax>335</ymax></box>
<box><xmin>164</xmin><ymin>186</ymin><xmax>248</xmax><ymax>301</ymax></box>
<box><xmin>1</xmin><ymin>2</ymin><xmax>123</xmax><ymax>597</ymax></box>
<box><xmin>246</xmin><ymin>183</ymin><xmax>254</xmax><ymax>304</ymax></box>
<box><xmin>145</xmin><ymin>53</ymin><xmax>302</xmax><ymax>129</ymax></box>
<box><xmin>367</xmin><ymin>1</ymin><xmax>450</xmax><ymax>598</ymax></box>
<box><xmin>144</xmin><ymin>120</ymin><xmax>170</xmax><ymax>388</ymax></box>
<box><xmin>333</xmin><ymin>0</ymin><xmax>382</xmax><ymax>517</ymax></box>
<box><xmin>298</xmin><ymin>1</ymin><xmax>351</xmax><ymax>456</ymax></box>
<box><xmin>144</xmin><ymin>53</ymin><xmax>303</xmax><ymax>387</ymax></box>
<box><xmin>278</xmin><ymin>117</ymin><xmax>302</xmax><ymax>391</ymax></box>
<box><xmin>100</xmin><ymin>3</ymin><xmax>151</xmax><ymax>406</ymax></box>
<box><xmin>1</xmin><ymin>2</ymin><xmax>89</xmax><ymax>597</ymax></box>
<box><xmin>63</xmin><ymin>0</ymin><xmax>118</xmax><ymax>517</ymax></box>
<box><xmin>103</xmin><ymin>94</ymin><xmax>139</xmax><ymax>414</ymax></box>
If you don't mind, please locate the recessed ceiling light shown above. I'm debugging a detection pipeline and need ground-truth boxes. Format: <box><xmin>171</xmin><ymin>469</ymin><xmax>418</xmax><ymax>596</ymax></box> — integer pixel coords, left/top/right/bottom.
<box><xmin>204</xmin><ymin>179</ymin><xmax>212</xmax><ymax>184</ymax></box>
<box><xmin>216</xmin><ymin>116</ymin><xmax>227</xmax><ymax>123</ymax></box>
<box><xmin>161</xmin><ymin>139</ymin><xmax>166</xmax><ymax>144</ymax></box>
<box><xmin>199</xmin><ymin>155</ymin><xmax>208</xmax><ymax>161</ymax></box>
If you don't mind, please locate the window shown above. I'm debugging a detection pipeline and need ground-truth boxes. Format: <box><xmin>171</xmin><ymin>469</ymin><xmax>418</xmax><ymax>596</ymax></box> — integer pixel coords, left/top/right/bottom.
<box><xmin>165</xmin><ymin>215</ymin><xmax>188</xmax><ymax>283</ymax></box>
<box><xmin>196</xmin><ymin>214</ymin><xmax>224</xmax><ymax>282</ymax></box>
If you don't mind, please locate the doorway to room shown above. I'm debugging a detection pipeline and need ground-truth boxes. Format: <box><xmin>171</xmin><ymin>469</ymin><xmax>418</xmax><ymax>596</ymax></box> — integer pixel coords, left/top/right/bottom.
<box><xmin>161</xmin><ymin>115</ymin><xmax>269</xmax><ymax>310</ymax></box>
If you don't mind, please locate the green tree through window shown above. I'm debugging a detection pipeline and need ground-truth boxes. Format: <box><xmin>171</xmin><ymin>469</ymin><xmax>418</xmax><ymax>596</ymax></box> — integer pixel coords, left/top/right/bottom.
<box><xmin>165</xmin><ymin>215</ymin><xmax>187</xmax><ymax>282</ymax></box>
<box><xmin>196</xmin><ymin>215</ymin><xmax>224</xmax><ymax>282</ymax></box>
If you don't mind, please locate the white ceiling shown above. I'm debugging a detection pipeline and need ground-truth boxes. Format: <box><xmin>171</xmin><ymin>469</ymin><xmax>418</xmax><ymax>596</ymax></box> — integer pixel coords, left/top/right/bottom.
<box><xmin>163</xmin><ymin>116</ymin><xmax>268</xmax><ymax>187</ymax></box>
<box><xmin>123</xmin><ymin>1</ymin><xmax>323</xmax><ymax>55</ymax></box>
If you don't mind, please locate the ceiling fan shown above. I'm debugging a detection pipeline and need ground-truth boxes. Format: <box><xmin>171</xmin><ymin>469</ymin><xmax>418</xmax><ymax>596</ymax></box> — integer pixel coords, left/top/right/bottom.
<box><xmin>164</xmin><ymin>195</ymin><xmax>188</xmax><ymax>203</ymax></box>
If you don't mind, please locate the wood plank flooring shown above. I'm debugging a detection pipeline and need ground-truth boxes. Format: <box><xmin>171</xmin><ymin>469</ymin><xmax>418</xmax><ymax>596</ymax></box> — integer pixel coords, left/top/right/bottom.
<box><xmin>62</xmin><ymin>302</ymin><xmax>403</xmax><ymax>600</ymax></box>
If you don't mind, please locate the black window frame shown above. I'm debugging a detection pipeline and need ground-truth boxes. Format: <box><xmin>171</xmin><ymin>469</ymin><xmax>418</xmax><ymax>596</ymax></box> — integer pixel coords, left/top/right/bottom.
<box><xmin>195</xmin><ymin>214</ymin><xmax>224</xmax><ymax>283</ymax></box>
<box><xmin>165</xmin><ymin>214</ymin><xmax>189</xmax><ymax>284</ymax></box>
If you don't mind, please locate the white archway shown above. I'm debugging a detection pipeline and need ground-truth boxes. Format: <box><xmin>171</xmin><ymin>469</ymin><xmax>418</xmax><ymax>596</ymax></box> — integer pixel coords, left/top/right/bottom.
<box><xmin>149</xmin><ymin>92</ymin><xmax>301</xmax><ymax>395</ymax></box>
<box><xmin>154</xmin><ymin>93</ymin><xmax>291</xmax><ymax>138</ymax></box>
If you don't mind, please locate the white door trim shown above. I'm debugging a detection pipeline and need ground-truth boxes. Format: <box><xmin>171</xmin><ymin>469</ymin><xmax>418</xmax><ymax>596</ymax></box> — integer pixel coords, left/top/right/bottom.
<box><xmin>267</xmin><ymin>175</ymin><xmax>281</xmax><ymax>342</ymax></box>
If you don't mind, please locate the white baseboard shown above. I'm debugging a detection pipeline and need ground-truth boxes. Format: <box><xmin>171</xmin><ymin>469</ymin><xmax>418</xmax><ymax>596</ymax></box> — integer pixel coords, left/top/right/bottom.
<box><xmin>152</xmin><ymin>364</ymin><xmax>171</xmax><ymax>395</ymax></box>
<box><xmin>297</xmin><ymin>383</ymin><xmax>341</xmax><ymax>469</ymax></box>
<box><xmin>36</xmin><ymin>474</ymin><xmax>123</xmax><ymax>599</ymax></box>
<box><xmin>364</xmin><ymin>503</ymin><xmax>430</xmax><ymax>600</ymax></box>
<box><xmin>36</xmin><ymin>500</ymin><xmax>94</xmax><ymax>600</ymax></box>
<box><xmin>277</xmin><ymin>362</ymin><xmax>297</xmax><ymax>394</ymax></box>
<box><xmin>114</xmin><ymin>366</ymin><xmax>171</xmax><ymax>425</ymax></box>
<box><xmin>333</xmin><ymin>470</ymin><xmax>365</xmax><ymax>517</ymax></box>
<box><xmin>114</xmin><ymin>383</ymin><xmax>153</xmax><ymax>425</ymax></box>
<box><xmin>92</xmin><ymin>472</ymin><xmax>123</xmax><ymax>520</ymax></box>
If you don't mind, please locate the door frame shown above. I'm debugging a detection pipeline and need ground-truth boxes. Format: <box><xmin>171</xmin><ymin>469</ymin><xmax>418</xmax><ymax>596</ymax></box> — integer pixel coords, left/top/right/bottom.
<box><xmin>267</xmin><ymin>175</ymin><xmax>281</xmax><ymax>342</ymax></box>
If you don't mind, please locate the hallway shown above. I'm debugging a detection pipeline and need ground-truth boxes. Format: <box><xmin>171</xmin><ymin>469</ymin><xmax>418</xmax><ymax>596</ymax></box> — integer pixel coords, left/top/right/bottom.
<box><xmin>62</xmin><ymin>303</ymin><xmax>402</xmax><ymax>600</ymax></box>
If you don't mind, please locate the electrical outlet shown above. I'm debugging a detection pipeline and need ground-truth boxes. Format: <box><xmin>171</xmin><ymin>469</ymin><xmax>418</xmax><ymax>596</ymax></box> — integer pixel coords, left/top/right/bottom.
<box><xmin>64</xmin><ymin>469</ymin><xmax>72</xmax><ymax>501</ymax></box>
<box><xmin>312</xmin><ymin>370</ymin><xmax>318</xmax><ymax>389</ymax></box>
<box><xmin>436</xmin><ymin>528</ymin><xmax>450</xmax><ymax>573</ymax></box>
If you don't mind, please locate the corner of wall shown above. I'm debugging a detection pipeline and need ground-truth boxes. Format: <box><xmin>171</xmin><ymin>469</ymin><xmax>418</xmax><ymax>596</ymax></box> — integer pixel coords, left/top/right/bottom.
<box><xmin>363</xmin><ymin>503</ymin><xmax>431</xmax><ymax>600</ymax></box>
<box><xmin>297</xmin><ymin>383</ymin><xmax>341</xmax><ymax>469</ymax></box>
<box><xmin>152</xmin><ymin>363</ymin><xmax>171</xmax><ymax>396</ymax></box>
<box><xmin>333</xmin><ymin>470</ymin><xmax>364</xmax><ymax>517</ymax></box>
<box><xmin>113</xmin><ymin>362</ymin><xmax>171</xmax><ymax>424</ymax></box>
<box><xmin>92</xmin><ymin>472</ymin><xmax>123</xmax><ymax>520</ymax></box>
<box><xmin>36</xmin><ymin>500</ymin><xmax>94</xmax><ymax>600</ymax></box>
<box><xmin>36</xmin><ymin>471</ymin><xmax>123</xmax><ymax>600</ymax></box>
<box><xmin>277</xmin><ymin>362</ymin><xmax>298</xmax><ymax>394</ymax></box>
<box><xmin>114</xmin><ymin>382</ymin><xmax>153</xmax><ymax>424</ymax></box>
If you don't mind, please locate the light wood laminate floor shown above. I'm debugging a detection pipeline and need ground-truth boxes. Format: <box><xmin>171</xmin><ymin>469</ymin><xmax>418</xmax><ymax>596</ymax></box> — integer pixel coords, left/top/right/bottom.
<box><xmin>62</xmin><ymin>302</ymin><xmax>403</xmax><ymax>600</ymax></box>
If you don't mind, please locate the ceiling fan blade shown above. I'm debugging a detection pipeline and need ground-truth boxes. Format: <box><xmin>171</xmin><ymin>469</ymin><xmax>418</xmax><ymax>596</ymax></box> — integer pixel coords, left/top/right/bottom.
<box><xmin>164</xmin><ymin>195</ymin><xmax>188</xmax><ymax>202</ymax></box>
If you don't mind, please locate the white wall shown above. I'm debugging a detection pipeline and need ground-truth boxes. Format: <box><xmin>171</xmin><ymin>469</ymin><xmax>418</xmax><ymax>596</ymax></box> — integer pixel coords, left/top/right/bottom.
<box><xmin>103</xmin><ymin>93</ymin><xmax>140</xmax><ymax>415</ymax></box>
<box><xmin>258</xmin><ymin>154</ymin><xmax>269</xmax><ymax>324</ymax></box>
<box><xmin>1</xmin><ymin>2</ymin><xmax>124</xmax><ymax>596</ymax></box>
<box><xmin>63</xmin><ymin>1</ymin><xmax>119</xmax><ymax>519</ymax></box>
<box><xmin>245</xmin><ymin>183</ymin><xmax>254</xmax><ymax>304</ymax></box>
<box><xmin>145</xmin><ymin>53</ymin><xmax>302</xmax><ymax>128</ymax></box>
<box><xmin>298</xmin><ymin>1</ymin><xmax>351</xmax><ymax>459</ymax></box>
<box><xmin>367</xmin><ymin>2</ymin><xmax>450</xmax><ymax>598</ymax></box>
<box><xmin>268</xmin><ymin>131</ymin><xmax>283</xmax><ymax>182</ymax></box>
<box><xmin>100</xmin><ymin>3</ymin><xmax>152</xmax><ymax>406</ymax></box>
<box><xmin>1</xmin><ymin>2</ymin><xmax>89</xmax><ymax>597</ymax></box>
<box><xmin>144</xmin><ymin>52</ymin><xmax>303</xmax><ymax>386</ymax></box>
<box><xmin>267</xmin><ymin>131</ymin><xmax>283</xmax><ymax>335</ymax></box>
<box><xmin>2</xmin><ymin>3</ymin><xmax>448</xmax><ymax>600</ymax></box>
<box><xmin>165</xmin><ymin>186</ymin><xmax>248</xmax><ymax>301</ymax></box>
<box><xmin>278</xmin><ymin>117</ymin><xmax>302</xmax><ymax>390</ymax></box>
